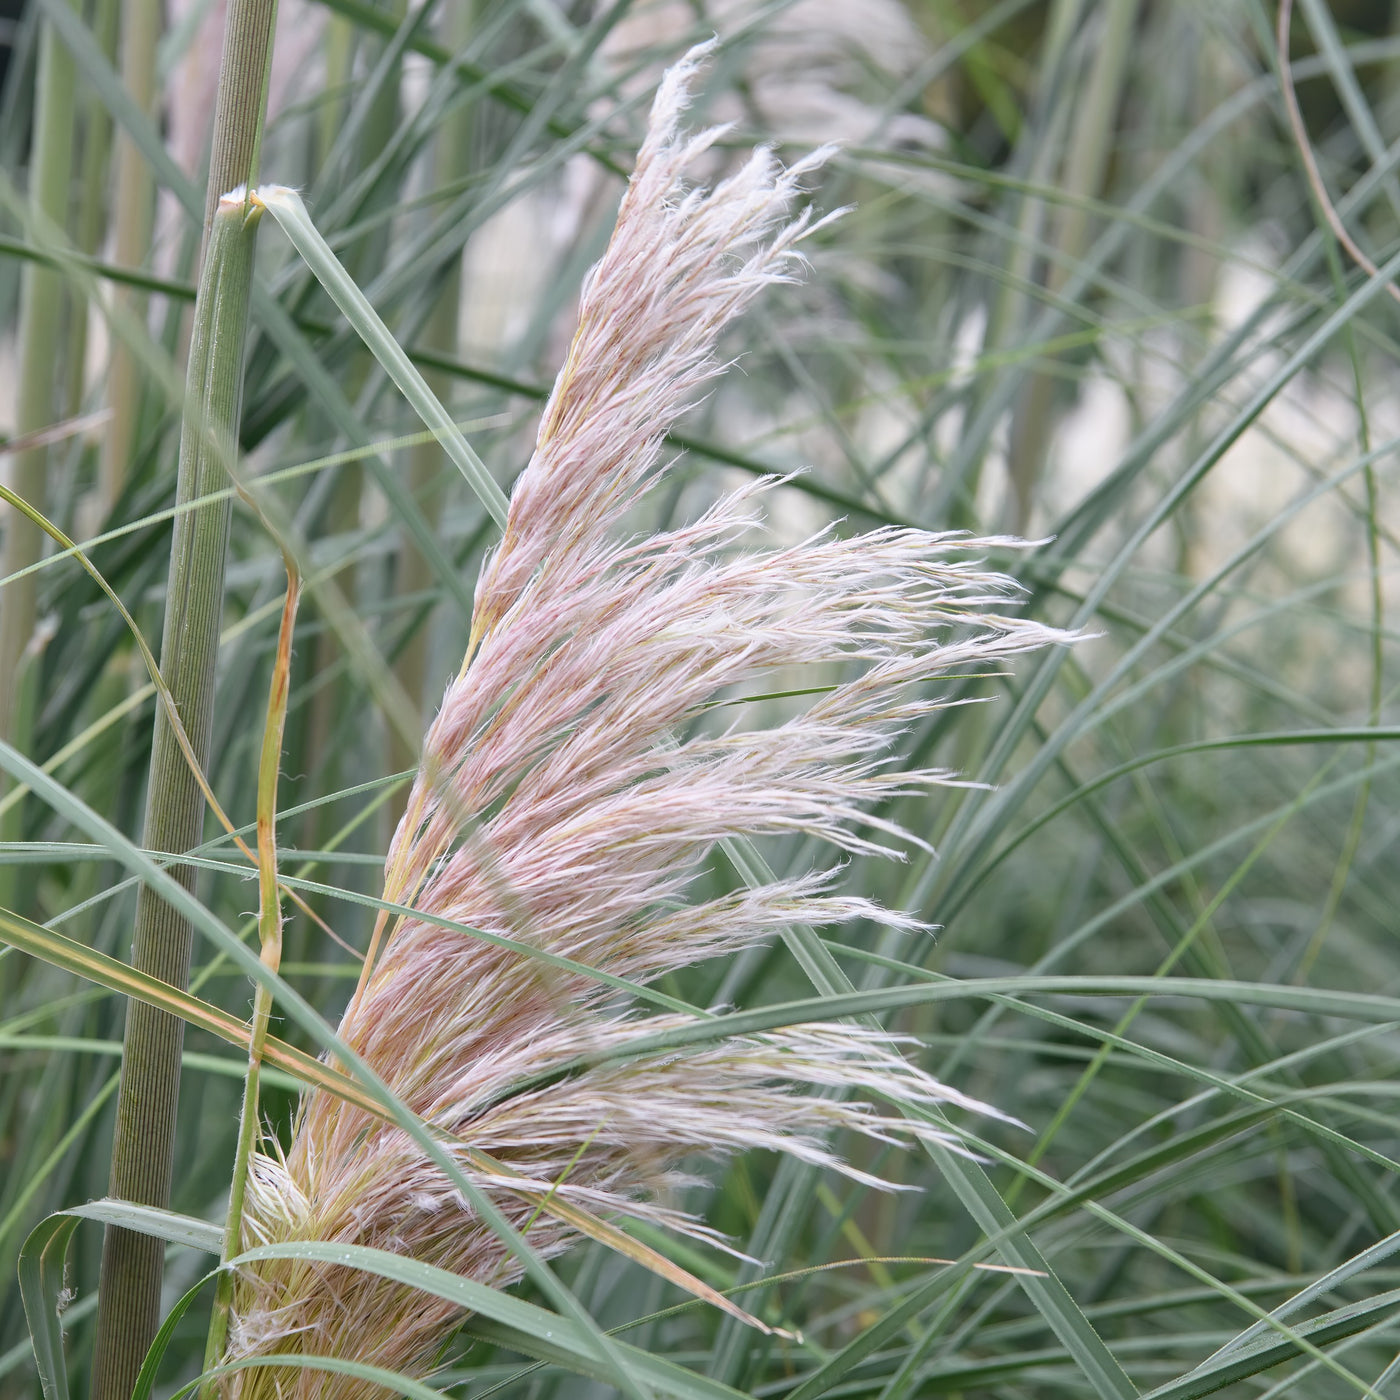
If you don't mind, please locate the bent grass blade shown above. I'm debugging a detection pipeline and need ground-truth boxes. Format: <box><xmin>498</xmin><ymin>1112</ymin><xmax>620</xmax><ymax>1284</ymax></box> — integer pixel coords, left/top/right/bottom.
<box><xmin>250</xmin><ymin>184</ymin><xmax>510</xmax><ymax>529</ymax></box>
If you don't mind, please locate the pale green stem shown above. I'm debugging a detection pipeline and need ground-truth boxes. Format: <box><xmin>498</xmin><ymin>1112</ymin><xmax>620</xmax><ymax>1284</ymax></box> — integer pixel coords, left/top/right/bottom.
<box><xmin>66</xmin><ymin>0</ymin><xmax>117</xmax><ymax>422</ymax></box>
<box><xmin>100</xmin><ymin>0</ymin><xmax>161</xmax><ymax>508</ymax></box>
<box><xmin>1006</xmin><ymin>0</ymin><xmax>1140</xmax><ymax>531</ymax></box>
<box><xmin>0</xmin><ymin>0</ymin><xmax>77</xmax><ymax>915</ymax></box>
<box><xmin>201</xmin><ymin>0</ymin><xmax>279</xmax><ymax>232</ymax></box>
<box><xmin>317</xmin><ymin>12</ymin><xmax>355</xmax><ymax>165</ymax></box>
<box><xmin>954</xmin><ymin>0</ymin><xmax>1080</xmax><ymax>532</ymax></box>
<box><xmin>389</xmin><ymin>1</ymin><xmax>476</xmax><ymax>810</ymax></box>
<box><xmin>388</xmin><ymin>291</ymin><xmax>455</xmax><ymax>771</ymax></box>
<box><xmin>300</xmin><ymin>4</ymin><xmax>401</xmax><ymax>838</ymax></box>
<box><xmin>89</xmin><ymin>189</ymin><xmax>267</xmax><ymax>1400</ymax></box>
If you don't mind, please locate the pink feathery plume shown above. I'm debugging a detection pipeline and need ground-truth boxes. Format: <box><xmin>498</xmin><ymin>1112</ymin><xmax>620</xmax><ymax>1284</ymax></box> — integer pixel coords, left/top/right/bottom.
<box><xmin>224</xmin><ymin>41</ymin><xmax>1072</xmax><ymax>1398</ymax></box>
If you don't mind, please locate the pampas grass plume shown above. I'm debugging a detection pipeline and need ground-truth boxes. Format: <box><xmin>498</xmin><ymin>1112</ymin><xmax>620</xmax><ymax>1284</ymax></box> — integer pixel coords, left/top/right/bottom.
<box><xmin>222</xmin><ymin>42</ymin><xmax>1072</xmax><ymax>1397</ymax></box>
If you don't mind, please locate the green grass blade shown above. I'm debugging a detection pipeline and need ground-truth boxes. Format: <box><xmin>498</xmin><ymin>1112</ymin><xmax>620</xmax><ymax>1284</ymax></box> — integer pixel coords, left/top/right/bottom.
<box><xmin>699</xmin><ymin>844</ymin><xmax>1133</xmax><ymax>1399</ymax></box>
<box><xmin>1135</xmin><ymin>1291</ymin><xmax>1400</xmax><ymax>1400</ymax></box>
<box><xmin>188</xmin><ymin>1354</ymin><xmax>453</xmax><ymax>1400</ymax></box>
<box><xmin>465</xmin><ymin>1316</ymin><xmax>751</xmax><ymax>1400</ymax></box>
<box><xmin>231</xmin><ymin>1239</ymin><xmax>746</xmax><ymax>1400</ymax></box>
<box><xmin>480</xmin><ymin>976</ymin><xmax>1400</xmax><ymax>1105</ymax></box>
<box><xmin>58</xmin><ymin>1200</ymin><xmax>222</xmax><ymax>1252</ymax></box>
<box><xmin>130</xmin><ymin>1273</ymin><xmax>219</xmax><ymax>1400</ymax></box>
<box><xmin>17</xmin><ymin>1214</ymin><xmax>80</xmax><ymax>1400</ymax></box>
<box><xmin>252</xmin><ymin>184</ymin><xmax>510</xmax><ymax>528</ymax></box>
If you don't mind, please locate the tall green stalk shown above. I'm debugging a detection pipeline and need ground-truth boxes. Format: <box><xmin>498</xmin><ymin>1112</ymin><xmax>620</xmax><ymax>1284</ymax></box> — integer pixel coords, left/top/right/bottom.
<box><xmin>66</xmin><ymin>0</ymin><xmax>118</xmax><ymax>422</ymax></box>
<box><xmin>388</xmin><ymin>2</ymin><xmax>476</xmax><ymax>808</ymax></box>
<box><xmin>386</xmin><ymin>287</ymin><xmax>456</xmax><ymax>804</ymax></box>
<box><xmin>99</xmin><ymin>0</ymin><xmax>161</xmax><ymax>508</ymax></box>
<box><xmin>0</xmin><ymin>0</ymin><xmax>77</xmax><ymax>915</ymax></box>
<box><xmin>88</xmin><ymin>1</ymin><xmax>279</xmax><ymax>1391</ymax></box>
<box><xmin>1006</xmin><ymin>0</ymin><xmax>1140</xmax><ymax>529</ymax></box>
<box><xmin>302</xmin><ymin>8</ymin><xmax>407</xmax><ymax>838</ymax></box>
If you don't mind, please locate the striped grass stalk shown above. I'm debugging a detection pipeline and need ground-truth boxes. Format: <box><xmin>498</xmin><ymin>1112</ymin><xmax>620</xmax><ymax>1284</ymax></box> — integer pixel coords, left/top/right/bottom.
<box><xmin>89</xmin><ymin>189</ymin><xmax>265</xmax><ymax>1400</ymax></box>
<box><xmin>88</xmin><ymin>0</ymin><xmax>278</xmax><ymax>1389</ymax></box>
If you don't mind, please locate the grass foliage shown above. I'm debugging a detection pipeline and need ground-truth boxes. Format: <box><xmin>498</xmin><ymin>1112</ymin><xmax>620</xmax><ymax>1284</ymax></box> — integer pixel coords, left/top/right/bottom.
<box><xmin>4</xmin><ymin>0</ymin><xmax>1400</xmax><ymax>1396</ymax></box>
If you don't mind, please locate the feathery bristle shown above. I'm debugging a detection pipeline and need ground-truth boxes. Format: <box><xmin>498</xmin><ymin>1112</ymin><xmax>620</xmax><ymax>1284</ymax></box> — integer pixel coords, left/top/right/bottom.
<box><xmin>222</xmin><ymin>42</ymin><xmax>1072</xmax><ymax>1398</ymax></box>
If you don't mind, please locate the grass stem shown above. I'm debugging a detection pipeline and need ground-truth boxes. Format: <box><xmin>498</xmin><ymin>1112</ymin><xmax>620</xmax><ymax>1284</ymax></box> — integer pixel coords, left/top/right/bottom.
<box><xmin>88</xmin><ymin>0</ymin><xmax>282</xmax><ymax>1369</ymax></box>
<box><xmin>389</xmin><ymin>1</ymin><xmax>475</xmax><ymax>806</ymax></box>
<box><xmin>99</xmin><ymin>0</ymin><xmax>161</xmax><ymax>509</ymax></box>
<box><xmin>88</xmin><ymin>177</ymin><xmax>269</xmax><ymax>1400</ymax></box>
<box><xmin>1007</xmin><ymin>0</ymin><xmax>1140</xmax><ymax>529</ymax></box>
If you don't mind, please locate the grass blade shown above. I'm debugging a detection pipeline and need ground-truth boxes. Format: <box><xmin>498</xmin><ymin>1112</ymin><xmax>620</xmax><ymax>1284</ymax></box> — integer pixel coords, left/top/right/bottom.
<box><xmin>251</xmin><ymin>184</ymin><xmax>510</xmax><ymax>528</ymax></box>
<box><xmin>17</xmin><ymin>1214</ymin><xmax>80</xmax><ymax>1400</ymax></box>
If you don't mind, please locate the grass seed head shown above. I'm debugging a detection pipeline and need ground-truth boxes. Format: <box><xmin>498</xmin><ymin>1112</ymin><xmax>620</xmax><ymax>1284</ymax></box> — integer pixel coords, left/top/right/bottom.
<box><xmin>223</xmin><ymin>41</ymin><xmax>1073</xmax><ymax>1398</ymax></box>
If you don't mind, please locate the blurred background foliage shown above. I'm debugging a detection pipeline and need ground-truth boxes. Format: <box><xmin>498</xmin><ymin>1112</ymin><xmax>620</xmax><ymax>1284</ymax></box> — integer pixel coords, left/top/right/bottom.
<box><xmin>7</xmin><ymin>0</ymin><xmax>1400</xmax><ymax>1396</ymax></box>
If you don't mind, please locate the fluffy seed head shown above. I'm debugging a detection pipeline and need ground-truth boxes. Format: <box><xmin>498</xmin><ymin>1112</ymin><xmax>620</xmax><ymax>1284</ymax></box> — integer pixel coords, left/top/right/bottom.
<box><xmin>223</xmin><ymin>42</ymin><xmax>1072</xmax><ymax>1399</ymax></box>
